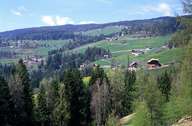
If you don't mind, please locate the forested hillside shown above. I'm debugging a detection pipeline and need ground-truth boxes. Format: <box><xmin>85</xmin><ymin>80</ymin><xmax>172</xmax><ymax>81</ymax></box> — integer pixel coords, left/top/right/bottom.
<box><xmin>0</xmin><ymin>16</ymin><xmax>187</xmax><ymax>41</ymax></box>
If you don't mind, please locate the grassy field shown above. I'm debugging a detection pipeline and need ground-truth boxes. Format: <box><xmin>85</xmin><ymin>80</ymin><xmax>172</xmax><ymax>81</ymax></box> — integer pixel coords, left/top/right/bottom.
<box><xmin>94</xmin><ymin>48</ymin><xmax>183</xmax><ymax>67</ymax></box>
<box><xmin>118</xmin><ymin>48</ymin><xmax>182</xmax><ymax>64</ymax></box>
<box><xmin>73</xmin><ymin>36</ymin><xmax>171</xmax><ymax>53</ymax></box>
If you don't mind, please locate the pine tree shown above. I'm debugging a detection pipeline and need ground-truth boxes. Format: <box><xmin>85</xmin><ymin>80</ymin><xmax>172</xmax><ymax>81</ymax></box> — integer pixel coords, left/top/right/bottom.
<box><xmin>53</xmin><ymin>84</ymin><xmax>70</xmax><ymax>126</ymax></box>
<box><xmin>35</xmin><ymin>85</ymin><xmax>49</xmax><ymax>126</ymax></box>
<box><xmin>144</xmin><ymin>76</ymin><xmax>164</xmax><ymax>126</ymax></box>
<box><xmin>15</xmin><ymin>60</ymin><xmax>33</xmax><ymax>125</ymax></box>
<box><xmin>122</xmin><ymin>70</ymin><xmax>136</xmax><ymax>116</ymax></box>
<box><xmin>157</xmin><ymin>71</ymin><xmax>171</xmax><ymax>102</ymax></box>
<box><xmin>10</xmin><ymin>59</ymin><xmax>33</xmax><ymax>126</ymax></box>
<box><xmin>63</xmin><ymin>69</ymin><xmax>84</xmax><ymax>126</ymax></box>
<box><xmin>108</xmin><ymin>69</ymin><xmax>125</xmax><ymax>117</ymax></box>
<box><xmin>8</xmin><ymin>73</ymin><xmax>25</xmax><ymax>126</ymax></box>
<box><xmin>0</xmin><ymin>75</ymin><xmax>12</xmax><ymax>126</ymax></box>
<box><xmin>43</xmin><ymin>79</ymin><xmax>59</xmax><ymax>125</ymax></box>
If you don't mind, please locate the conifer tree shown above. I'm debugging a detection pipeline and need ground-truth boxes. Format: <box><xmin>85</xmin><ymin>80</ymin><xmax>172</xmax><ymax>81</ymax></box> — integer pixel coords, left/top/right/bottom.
<box><xmin>0</xmin><ymin>75</ymin><xmax>12</xmax><ymax>126</ymax></box>
<box><xmin>44</xmin><ymin>79</ymin><xmax>59</xmax><ymax>125</ymax></box>
<box><xmin>35</xmin><ymin>85</ymin><xmax>49</xmax><ymax>126</ymax></box>
<box><xmin>8</xmin><ymin>59</ymin><xmax>33</xmax><ymax>126</ymax></box>
<box><xmin>53</xmin><ymin>84</ymin><xmax>70</xmax><ymax>126</ymax></box>
<box><xmin>122</xmin><ymin>70</ymin><xmax>136</xmax><ymax>116</ymax></box>
<box><xmin>157</xmin><ymin>71</ymin><xmax>171</xmax><ymax>102</ymax></box>
<box><xmin>108</xmin><ymin>69</ymin><xmax>125</xmax><ymax>117</ymax></box>
<box><xmin>144</xmin><ymin>76</ymin><xmax>164</xmax><ymax>126</ymax></box>
<box><xmin>63</xmin><ymin>69</ymin><xmax>84</xmax><ymax>126</ymax></box>
<box><xmin>16</xmin><ymin>59</ymin><xmax>33</xmax><ymax>125</ymax></box>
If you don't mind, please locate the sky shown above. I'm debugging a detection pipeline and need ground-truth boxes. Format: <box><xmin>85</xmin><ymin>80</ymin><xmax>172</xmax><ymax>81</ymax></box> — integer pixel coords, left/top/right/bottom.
<box><xmin>0</xmin><ymin>0</ymin><xmax>184</xmax><ymax>32</ymax></box>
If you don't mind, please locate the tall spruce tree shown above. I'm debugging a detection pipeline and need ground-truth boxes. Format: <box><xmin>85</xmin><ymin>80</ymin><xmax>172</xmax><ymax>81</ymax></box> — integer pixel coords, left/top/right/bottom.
<box><xmin>44</xmin><ymin>79</ymin><xmax>59</xmax><ymax>125</ymax></box>
<box><xmin>63</xmin><ymin>69</ymin><xmax>84</xmax><ymax>126</ymax></box>
<box><xmin>53</xmin><ymin>84</ymin><xmax>70</xmax><ymax>126</ymax></box>
<box><xmin>108</xmin><ymin>69</ymin><xmax>125</xmax><ymax>117</ymax></box>
<box><xmin>157</xmin><ymin>71</ymin><xmax>171</xmax><ymax>102</ymax></box>
<box><xmin>0</xmin><ymin>75</ymin><xmax>12</xmax><ymax>126</ymax></box>
<box><xmin>7</xmin><ymin>59</ymin><xmax>33</xmax><ymax>126</ymax></box>
<box><xmin>35</xmin><ymin>85</ymin><xmax>49</xmax><ymax>126</ymax></box>
<box><xmin>15</xmin><ymin>59</ymin><xmax>33</xmax><ymax>125</ymax></box>
<box><xmin>122</xmin><ymin>69</ymin><xmax>136</xmax><ymax>116</ymax></box>
<box><xmin>144</xmin><ymin>76</ymin><xmax>164</xmax><ymax>126</ymax></box>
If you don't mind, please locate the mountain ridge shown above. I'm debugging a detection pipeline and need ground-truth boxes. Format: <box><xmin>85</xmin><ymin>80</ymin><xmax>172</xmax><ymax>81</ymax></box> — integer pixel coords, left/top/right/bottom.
<box><xmin>1</xmin><ymin>16</ymin><xmax>176</xmax><ymax>33</ymax></box>
<box><xmin>0</xmin><ymin>15</ymin><xmax>191</xmax><ymax>41</ymax></box>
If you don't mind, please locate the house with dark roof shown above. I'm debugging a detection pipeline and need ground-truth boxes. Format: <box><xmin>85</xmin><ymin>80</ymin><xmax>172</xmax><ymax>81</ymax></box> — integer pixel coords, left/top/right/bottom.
<box><xmin>147</xmin><ymin>59</ymin><xmax>161</xmax><ymax>69</ymax></box>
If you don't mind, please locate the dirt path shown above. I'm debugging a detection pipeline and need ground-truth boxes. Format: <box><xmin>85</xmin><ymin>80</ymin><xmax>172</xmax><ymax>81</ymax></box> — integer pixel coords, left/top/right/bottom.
<box><xmin>172</xmin><ymin>116</ymin><xmax>192</xmax><ymax>126</ymax></box>
<box><xmin>112</xmin><ymin>50</ymin><xmax>130</xmax><ymax>54</ymax></box>
<box><xmin>119</xmin><ymin>113</ymin><xmax>135</xmax><ymax>125</ymax></box>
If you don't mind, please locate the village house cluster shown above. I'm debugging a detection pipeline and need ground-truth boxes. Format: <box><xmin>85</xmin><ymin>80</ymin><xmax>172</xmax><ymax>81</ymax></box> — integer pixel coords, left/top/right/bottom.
<box><xmin>23</xmin><ymin>56</ymin><xmax>45</xmax><ymax>67</ymax></box>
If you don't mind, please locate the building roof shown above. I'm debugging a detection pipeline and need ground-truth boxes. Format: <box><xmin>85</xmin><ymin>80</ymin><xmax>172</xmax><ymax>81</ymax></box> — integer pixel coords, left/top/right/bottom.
<box><xmin>129</xmin><ymin>62</ymin><xmax>138</xmax><ymax>67</ymax></box>
<box><xmin>147</xmin><ymin>58</ymin><xmax>160</xmax><ymax>63</ymax></box>
<box><xmin>147</xmin><ymin>58</ymin><xmax>161</xmax><ymax>66</ymax></box>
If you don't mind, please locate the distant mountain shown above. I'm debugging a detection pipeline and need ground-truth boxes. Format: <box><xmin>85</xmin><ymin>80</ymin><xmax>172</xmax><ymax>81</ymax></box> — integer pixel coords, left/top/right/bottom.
<box><xmin>0</xmin><ymin>16</ymin><xmax>190</xmax><ymax>41</ymax></box>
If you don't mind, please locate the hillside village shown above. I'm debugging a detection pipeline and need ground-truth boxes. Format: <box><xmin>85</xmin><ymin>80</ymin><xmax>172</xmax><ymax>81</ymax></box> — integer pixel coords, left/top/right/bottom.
<box><xmin>0</xmin><ymin>37</ymin><xmax>172</xmax><ymax>70</ymax></box>
<box><xmin>0</xmin><ymin>26</ymin><xmax>172</xmax><ymax>70</ymax></box>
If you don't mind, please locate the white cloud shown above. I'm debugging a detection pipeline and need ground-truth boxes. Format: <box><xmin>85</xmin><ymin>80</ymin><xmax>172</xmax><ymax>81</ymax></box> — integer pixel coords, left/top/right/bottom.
<box><xmin>41</xmin><ymin>16</ymin><xmax>75</xmax><ymax>26</ymax></box>
<box><xmin>11</xmin><ymin>6</ymin><xmax>27</xmax><ymax>16</ymax></box>
<box><xmin>158</xmin><ymin>3</ymin><xmax>172</xmax><ymax>16</ymax></box>
<box><xmin>42</xmin><ymin>16</ymin><xmax>56</xmax><ymax>26</ymax></box>
<box><xmin>56</xmin><ymin>16</ymin><xmax>74</xmax><ymax>25</ymax></box>
<box><xmin>42</xmin><ymin>16</ymin><xmax>96</xmax><ymax>26</ymax></box>
<box><xmin>11</xmin><ymin>10</ymin><xmax>22</xmax><ymax>16</ymax></box>
<box><xmin>79</xmin><ymin>21</ymin><xmax>96</xmax><ymax>24</ymax></box>
<box><xmin>143</xmin><ymin>3</ymin><xmax>173</xmax><ymax>16</ymax></box>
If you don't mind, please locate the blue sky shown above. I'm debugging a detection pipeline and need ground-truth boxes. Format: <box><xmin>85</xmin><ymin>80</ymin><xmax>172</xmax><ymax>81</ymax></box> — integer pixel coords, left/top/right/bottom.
<box><xmin>0</xmin><ymin>0</ymin><xmax>183</xmax><ymax>32</ymax></box>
